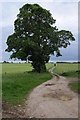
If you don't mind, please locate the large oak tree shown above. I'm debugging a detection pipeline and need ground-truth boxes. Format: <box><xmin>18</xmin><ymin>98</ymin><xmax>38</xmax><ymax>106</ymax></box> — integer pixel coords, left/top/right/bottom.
<box><xmin>6</xmin><ymin>4</ymin><xmax>75</xmax><ymax>72</ymax></box>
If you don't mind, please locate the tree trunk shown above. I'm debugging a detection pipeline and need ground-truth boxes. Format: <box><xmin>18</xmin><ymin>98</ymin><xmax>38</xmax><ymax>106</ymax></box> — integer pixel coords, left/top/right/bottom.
<box><xmin>32</xmin><ymin>62</ymin><xmax>46</xmax><ymax>73</ymax></box>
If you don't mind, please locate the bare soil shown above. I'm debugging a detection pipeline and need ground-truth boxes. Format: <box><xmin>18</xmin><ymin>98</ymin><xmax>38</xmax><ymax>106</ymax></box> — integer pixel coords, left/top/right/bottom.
<box><xmin>2</xmin><ymin>75</ymin><xmax>78</xmax><ymax>118</ymax></box>
<box><xmin>2</xmin><ymin>101</ymin><xmax>26</xmax><ymax>118</ymax></box>
<box><xmin>24</xmin><ymin>76</ymin><xmax>78</xmax><ymax>118</ymax></box>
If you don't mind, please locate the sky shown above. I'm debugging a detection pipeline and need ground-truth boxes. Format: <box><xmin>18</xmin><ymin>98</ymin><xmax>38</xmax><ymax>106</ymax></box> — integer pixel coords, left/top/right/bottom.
<box><xmin>0</xmin><ymin>0</ymin><xmax>79</xmax><ymax>62</ymax></box>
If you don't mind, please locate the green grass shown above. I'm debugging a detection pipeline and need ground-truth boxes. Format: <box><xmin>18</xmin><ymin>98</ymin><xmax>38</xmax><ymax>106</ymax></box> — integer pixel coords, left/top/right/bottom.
<box><xmin>2</xmin><ymin>63</ymin><xmax>53</xmax><ymax>105</ymax></box>
<box><xmin>54</xmin><ymin>63</ymin><xmax>80</xmax><ymax>93</ymax></box>
<box><xmin>2</xmin><ymin>63</ymin><xmax>32</xmax><ymax>74</ymax></box>
<box><xmin>2</xmin><ymin>63</ymin><xmax>80</xmax><ymax>104</ymax></box>
<box><xmin>54</xmin><ymin>63</ymin><xmax>80</xmax><ymax>77</ymax></box>
<box><xmin>69</xmin><ymin>82</ymin><xmax>80</xmax><ymax>93</ymax></box>
<box><xmin>46</xmin><ymin>63</ymin><xmax>54</xmax><ymax>70</ymax></box>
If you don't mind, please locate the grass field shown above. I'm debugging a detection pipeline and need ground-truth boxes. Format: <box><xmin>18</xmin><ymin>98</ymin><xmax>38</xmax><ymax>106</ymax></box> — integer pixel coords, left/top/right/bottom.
<box><xmin>54</xmin><ymin>63</ymin><xmax>80</xmax><ymax>93</ymax></box>
<box><xmin>2</xmin><ymin>63</ymin><xmax>53</xmax><ymax>104</ymax></box>
<box><xmin>54</xmin><ymin>63</ymin><xmax>80</xmax><ymax>77</ymax></box>
<box><xmin>2</xmin><ymin>63</ymin><xmax>80</xmax><ymax>104</ymax></box>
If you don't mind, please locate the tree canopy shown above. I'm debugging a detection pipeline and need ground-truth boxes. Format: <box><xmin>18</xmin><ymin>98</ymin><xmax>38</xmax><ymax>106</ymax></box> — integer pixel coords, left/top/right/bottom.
<box><xmin>6</xmin><ymin>4</ymin><xmax>75</xmax><ymax>72</ymax></box>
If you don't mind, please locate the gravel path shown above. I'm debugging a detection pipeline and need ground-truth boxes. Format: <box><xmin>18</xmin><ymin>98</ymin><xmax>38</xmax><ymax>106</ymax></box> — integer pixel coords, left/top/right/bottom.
<box><xmin>24</xmin><ymin>76</ymin><xmax>78</xmax><ymax>118</ymax></box>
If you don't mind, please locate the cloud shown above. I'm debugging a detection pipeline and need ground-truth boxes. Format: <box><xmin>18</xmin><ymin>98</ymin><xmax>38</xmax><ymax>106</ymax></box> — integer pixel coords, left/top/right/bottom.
<box><xmin>42</xmin><ymin>2</ymin><xmax>78</xmax><ymax>35</ymax></box>
<box><xmin>0</xmin><ymin>0</ymin><xmax>79</xmax><ymax>3</ymax></box>
<box><xmin>0</xmin><ymin>2</ymin><xmax>23</xmax><ymax>27</ymax></box>
<box><xmin>1</xmin><ymin>1</ymin><xmax>78</xmax><ymax>34</ymax></box>
<box><xmin>1</xmin><ymin>2</ymin><xmax>78</xmax><ymax>37</ymax></box>
<box><xmin>0</xmin><ymin>1</ymin><xmax>78</xmax><ymax>61</ymax></box>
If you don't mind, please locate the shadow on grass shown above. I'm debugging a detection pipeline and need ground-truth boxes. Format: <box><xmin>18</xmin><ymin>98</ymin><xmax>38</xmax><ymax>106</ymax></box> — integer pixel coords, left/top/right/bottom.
<box><xmin>68</xmin><ymin>82</ymin><xmax>80</xmax><ymax>94</ymax></box>
<box><xmin>61</xmin><ymin>70</ymin><xmax>80</xmax><ymax>78</ymax></box>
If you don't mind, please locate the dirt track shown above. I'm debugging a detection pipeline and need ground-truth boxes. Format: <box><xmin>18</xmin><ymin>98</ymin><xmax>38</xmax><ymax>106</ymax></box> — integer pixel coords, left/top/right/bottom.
<box><xmin>2</xmin><ymin>67</ymin><xmax>78</xmax><ymax>118</ymax></box>
<box><xmin>25</xmin><ymin>76</ymin><xmax>78</xmax><ymax>118</ymax></box>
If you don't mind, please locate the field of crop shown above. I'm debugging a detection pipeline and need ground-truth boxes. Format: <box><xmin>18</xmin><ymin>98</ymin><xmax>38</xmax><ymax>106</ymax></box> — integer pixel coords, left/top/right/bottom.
<box><xmin>54</xmin><ymin>63</ymin><xmax>80</xmax><ymax>93</ymax></box>
<box><xmin>2</xmin><ymin>63</ymin><xmax>53</xmax><ymax>104</ymax></box>
<box><xmin>54</xmin><ymin>63</ymin><xmax>80</xmax><ymax>77</ymax></box>
<box><xmin>2</xmin><ymin>63</ymin><xmax>80</xmax><ymax>105</ymax></box>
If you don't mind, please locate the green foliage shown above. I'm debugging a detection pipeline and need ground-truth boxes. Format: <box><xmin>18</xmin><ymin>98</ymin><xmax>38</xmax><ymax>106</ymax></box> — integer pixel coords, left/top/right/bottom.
<box><xmin>6</xmin><ymin>4</ymin><xmax>75</xmax><ymax>72</ymax></box>
<box><xmin>2</xmin><ymin>63</ymin><xmax>52</xmax><ymax>104</ymax></box>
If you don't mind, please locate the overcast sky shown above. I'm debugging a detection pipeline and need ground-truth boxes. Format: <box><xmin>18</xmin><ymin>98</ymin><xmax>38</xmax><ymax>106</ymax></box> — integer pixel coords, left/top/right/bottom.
<box><xmin>0</xmin><ymin>0</ymin><xmax>79</xmax><ymax>62</ymax></box>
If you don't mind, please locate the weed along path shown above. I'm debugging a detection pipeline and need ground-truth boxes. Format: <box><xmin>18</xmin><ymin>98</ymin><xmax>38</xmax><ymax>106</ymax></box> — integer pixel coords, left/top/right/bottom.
<box><xmin>25</xmin><ymin>69</ymin><xmax>78</xmax><ymax>118</ymax></box>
